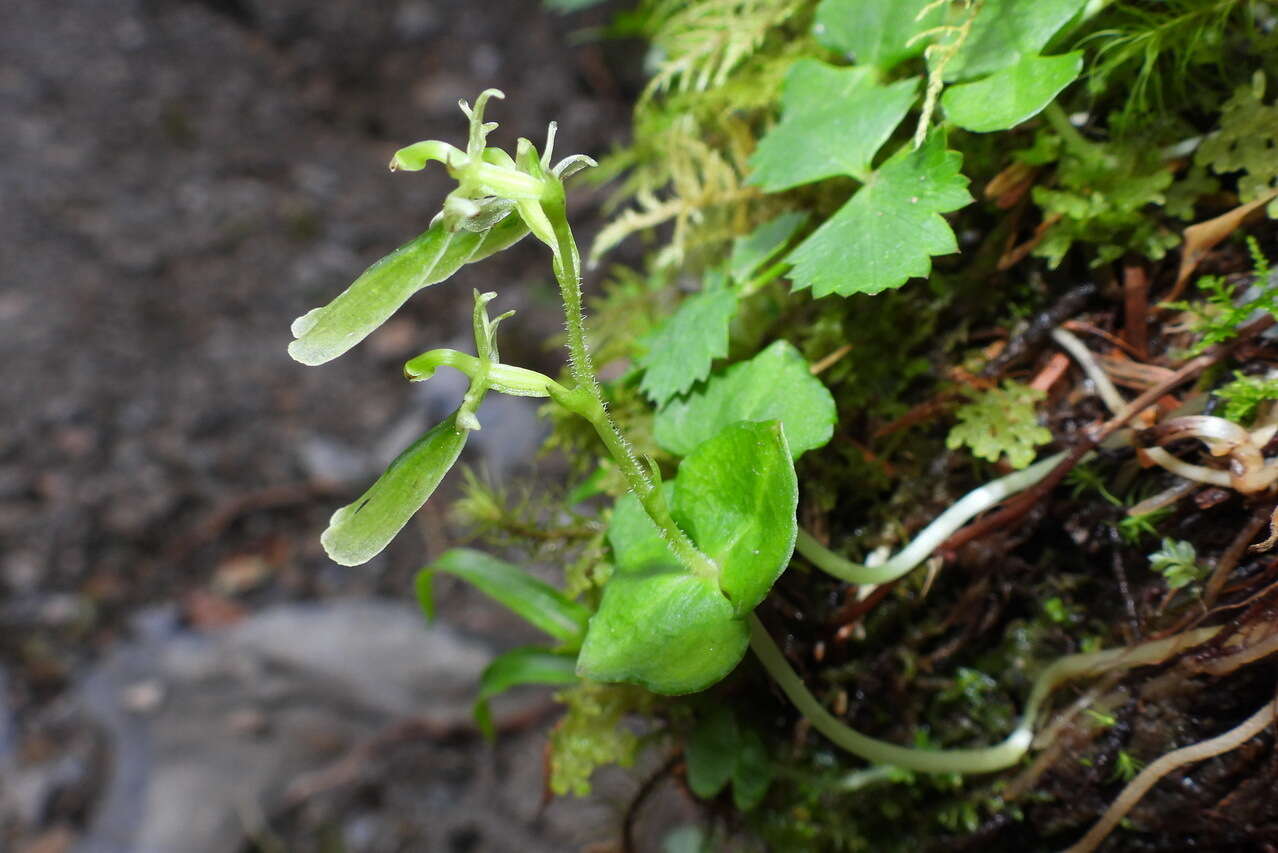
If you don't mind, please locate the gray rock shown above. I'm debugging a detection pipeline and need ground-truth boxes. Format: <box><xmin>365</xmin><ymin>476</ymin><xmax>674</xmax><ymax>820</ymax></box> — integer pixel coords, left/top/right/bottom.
<box><xmin>74</xmin><ymin>600</ymin><xmax>495</xmax><ymax>853</ymax></box>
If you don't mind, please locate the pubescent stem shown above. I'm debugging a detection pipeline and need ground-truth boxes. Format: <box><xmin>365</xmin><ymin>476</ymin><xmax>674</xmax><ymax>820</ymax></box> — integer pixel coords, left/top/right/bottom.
<box><xmin>537</xmin><ymin>175</ymin><xmax>719</xmax><ymax>582</ymax></box>
<box><xmin>747</xmin><ymin>614</ymin><xmax>1220</xmax><ymax>774</ymax></box>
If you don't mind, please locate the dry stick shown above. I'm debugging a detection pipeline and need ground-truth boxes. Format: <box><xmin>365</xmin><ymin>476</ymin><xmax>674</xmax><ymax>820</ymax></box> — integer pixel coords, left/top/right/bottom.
<box><xmin>1203</xmin><ymin>504</ymin><xmax>1273</xmax><ymax>607</ymax></box>
<box><xmin>1062</xmin><ymin>694</ymin><xmax>1278</xmax><ymax>853</ymax></box>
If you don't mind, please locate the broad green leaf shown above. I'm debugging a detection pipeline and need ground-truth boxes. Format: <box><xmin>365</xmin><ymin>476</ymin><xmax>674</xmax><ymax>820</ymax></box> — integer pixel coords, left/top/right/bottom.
<box><xmin>686</xmin><ymin>705</ymin><xmax>739</xmax><ymax>798</ymax></box>
<box><xmin>416</xmin><ymin>548</ymin><xmax>590</xmax><ymax>649</ymax></box>
<box><xmin>288</xmin><ymin>214</ymin><xmax>528</xmax><ymax>366</ymax></box>
<box><xmin>729</xmin><ymin>212</ymin><xmax>809</xmax><ymax>282</ymax></box>
<box><xmin>638</xmin><ymin>289</ymin><xmax>738</xmax><ymax>405</ymax></box>
<box><xmin>586</xmin><ymin>423</ymin><xmax>800</xmax><ymax>694</ymax></box>
<box><xmin>472</xmin><ymin>647</ymin><xmax>578</xmax><ymax>740</ymax></box>
<box><xmin>814</xmin><ymin>0</ymin><xmax>946</xmax><ymax>72</ymax></box>
<box><xmin>576</xmin><ymin>568</ymin><xmax>749</xmax><ymax>695</ymax></box>
<box><xmin>321</xmin><ymin>413</ymin><xmax>468</xmax><ymax>566</ymax></box>
<box><xmin>732</xmin><ymin>726</ymin><xmax>773</xmax><ymax>811</ymax></box>
<box><xmin>673</xmin><ymin>421</ymin><xmax>796</xmax><ymax>615</ymax></box>
<box><xmin>944</xmin><ymin>0</ymin><xmax>1086</xmax><ymax>81</ymax></box>
<box><xmin>749</xmin><ymin>59</ymin><xmax>918</xmax><ymax>190</ymax></box>
<box><xmin>785</xmin><ymin>131</ymin><xmax>971</xmax><ymax>297</ymax></box>
<box><xmin>942</xmin><ymin>52</ymin><xmax>1083</xmax><ymax>132</ymax></box>
<box><xmin>654</xmin><ymin>340</ymin><xmax>836</xmax><ymax>459</ymax></box>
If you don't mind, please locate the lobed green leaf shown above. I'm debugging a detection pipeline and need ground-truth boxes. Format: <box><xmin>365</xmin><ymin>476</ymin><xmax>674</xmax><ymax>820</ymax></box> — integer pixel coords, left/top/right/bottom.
<box><xmin>944</xmin><ymin>0</ymin><xmax>1086</xmax><ymax>82</ymax></box>
<box><xmin>637</xmin><ymin>289</ymin><xmax>738</xmax><ymax>405</ymax></box>
<box><xmin>582</xmin><ymin>421</ymin><xmax>798</xmax><ymax>694</ymax></box>
<box><xmin>785</xmin><ymin>131</ymin><xmax>971</xmax><ymax>297</ymax></box>
<box><xmin>576</xmin><ymin>568</ymin><xmax>749</xmax><ymax>695</ymax></box>
<box><xmin>748</xmin><ymin>59</ymin><xmax>918</xmax><ymax>190</ymax></box>
<box><xmin>942</xmin><ymin>52</ymin><xmax>1083</xmax><ymax>133</ymax></box>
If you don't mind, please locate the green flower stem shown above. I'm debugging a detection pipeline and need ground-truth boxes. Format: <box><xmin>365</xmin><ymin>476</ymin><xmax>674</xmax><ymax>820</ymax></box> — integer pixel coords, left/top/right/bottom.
<box><xmin>748</xmin><ymin>615</ymin><xmax>1220</xmax><ymax>775</ymax></box>
<box><xmin>795</xmin><ymin>451</ymin><xmax>1071</xmax><ymax>585</ymax></box>
<box><xmin>538</xmin><ymin>183</ymin><xmax>719</xmax><ymax>582</ymax></box>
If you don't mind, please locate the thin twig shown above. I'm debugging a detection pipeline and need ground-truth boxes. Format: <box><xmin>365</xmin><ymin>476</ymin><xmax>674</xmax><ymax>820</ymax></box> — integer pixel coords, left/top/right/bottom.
<box><xmin>1062</xmin><ymin>693</ymin><xmax>1278</xmax><ymax>853</ymax></box>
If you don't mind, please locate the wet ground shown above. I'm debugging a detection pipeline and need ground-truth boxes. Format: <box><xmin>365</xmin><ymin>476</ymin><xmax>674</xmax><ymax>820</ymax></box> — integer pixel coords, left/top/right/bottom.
<box><xmin>0</xmin><ymin>1</ymin><xmax>667</xmax><ymax>849</ymax></box>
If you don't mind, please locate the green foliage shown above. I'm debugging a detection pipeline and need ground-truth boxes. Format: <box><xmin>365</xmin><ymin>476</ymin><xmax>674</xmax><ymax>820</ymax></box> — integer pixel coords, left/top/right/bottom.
<box><xmin>1148</xmin><ymin>538</ymin><xmax>1207</xmax><ymax>589</ymax></box>
<box><xmin>1165</xmin><ymin>241</ymin><xmax>1278</xmax><ymax>353</ymax></box>
<box><xmin>1111</xmin><ymin>749</ymin><xmax>1145</xmax><ymax>782</ymax></box>
<box><xmin>1214</xmin><ymin>371</ymin><xmax>1278</xmax><ymax>424</ymax></box>
<box><xmin>728</xmin><ymin>210</ymin><xmax>808</xmax><ymax>283</ymax></box>
<box><xmin>1084</xmin><ymin>0</ymin><xmax>1260</xmax><ymax>121</ymax></box>
<box><xmin>814</xmin><ymin>0</ymin><xmax>943</xmax><ymax>72</ymax></box>
<box><xmin>415</xmin><ymin>548</ymin><xmax>590</xmax><ymax>649</ymax></box>
<box><xmin>549</xmin><ymin>682</ymin><xmax>650</xmax><ymax>796</ymax></box>
<box><xmin>472</xmin><ymin>648</ymin><xmax>578</xmax><ymax>740</ymax></box>
<box><xmin>785</xmin><ymin>131</ymin><xmax>973</xmax><ymax>296</ymax></box>
<box><xmin>942</xmin><ymin>52</ymin><xmax>1083</xmax><ymax>133</ymax></box>
<box><xmin>1197</xmin><ymin>71</ymin><xmax>1278</xmax><ymax>215</ymax></box>
<box><xmin>943</xmin><ymin>0</ymin><xmax>1087</xmax><ymax>81</ymax></box>
<box><xmin>749</xmin><ymin>60</ymin><xmax>918</xmax><ymax>189</ymax></box>
<box><xmin>578</xmin><ymin>420</ymin><xmax>797</xmax><ymax>692</ymax></box>
<box><xmin>1117</xmin><ymin>506</ymin><xmax>1173</xmax><ymax>544</ymax></box>
<box><xmin>1029</xmin><ymin>120</ymin><xmax>1182</xmax><ymax>267</ymax></box>
<box><xmin>685</xmin><ymin>705</ymin><xmax>774</xmax><ymax>809</ymax></box>
<box><xmin>638</xmin><ymin>286</ymin><xmax>738</xmax><ymax>404</ymax></box>
<box><xmin>946</xmin><ymin>381</ymin><xmax>1052</xmax><ymax>469</ymax></box>
<box><xmin>654</xmin><ymin>339</ymin><xmax>837</xmax><ymax>459</ymax></box>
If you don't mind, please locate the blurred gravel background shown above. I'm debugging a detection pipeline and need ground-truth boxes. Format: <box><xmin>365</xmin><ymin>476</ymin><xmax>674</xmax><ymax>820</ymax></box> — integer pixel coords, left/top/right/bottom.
<box><xmin>0</xmin><ymin>2</ymin><xmax>683</xmax><ymax>850</ymax></box>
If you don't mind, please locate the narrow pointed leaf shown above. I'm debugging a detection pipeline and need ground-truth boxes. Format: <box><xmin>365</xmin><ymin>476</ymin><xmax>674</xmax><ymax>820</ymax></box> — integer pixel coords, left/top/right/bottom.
<box><xmin>321</xmin><ymin>413</ymin><xmax>468</xmax><ymax>566</ymax></box>
<box><xmin>654</xmin><ymin>340</ymin><xmax>836</xmax><ymax>459</ymax></box>
<box><xmin>472</xmin><ymin>647</ymin><xmax>578</xmax><ymax>740</ymax></box>
<box><xmin>288</xmin><ymin>214</ymin><xmax>528</xmax><ymax>366</ymax></box>
<box><xmin>942</xmin><ymin>52</ymin><xmax>1082</xmax><ymax>133</ymax></box>
<box><xmin>416</xmin><ymin>548</ymin><xmax>590</xmax><ymax>648</ymax></box>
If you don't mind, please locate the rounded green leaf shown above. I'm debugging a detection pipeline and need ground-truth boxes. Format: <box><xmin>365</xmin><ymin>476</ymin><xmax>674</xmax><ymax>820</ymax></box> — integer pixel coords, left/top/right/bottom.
<box><xmin>321</xmin><ymin>413</ymin><xmax>467</xmax><ymax>566</ymax></box>
<box><xmin>654</xmin><ymin>340</ymin><xmax>836</xmax><ymax>459</ymax></box>
<box><xmin>672</xmin><ymin>421</ymin><xmax>797</xmax><ymax>615</ymax></box>
<box><xmin>942</xmin><ymin>52</ymin><xmax>1083</xmax><ymax>133</ymax></box>
<box><xmin>576</xmin><ymin>568</ymin><xmax>748</xmax><ymax>695</ymax></box>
